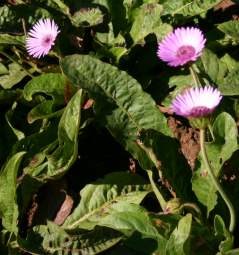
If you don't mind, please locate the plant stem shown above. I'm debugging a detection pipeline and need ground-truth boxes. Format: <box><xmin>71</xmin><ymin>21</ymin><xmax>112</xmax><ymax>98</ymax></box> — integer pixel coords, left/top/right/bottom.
<box><xmin>180</xmin><ymin>202</ymin><xmax>203</xmax><ymax>223</ymax></box>
<box><xmin>147</xmin><ymin>170</ymin><xmax>166</xmax><ymax>210</ymax></box>
<box><xmin>189</xmin><ymin>65</ymin><xmax>200</xmax><ymax>87</ymax></box>
<box><xmin>199</xmin><ymin>129</ymin><xmax>236</xmax><ymax>232</ymax></box>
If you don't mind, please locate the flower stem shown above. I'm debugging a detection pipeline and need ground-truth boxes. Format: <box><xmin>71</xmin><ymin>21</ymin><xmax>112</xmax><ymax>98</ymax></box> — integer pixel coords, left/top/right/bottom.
<box><xmin>189</xmin><ymin>65</ymin><xmax>200</xmax><ymax>87</ymax></box>
<box><xmin>147</xmin><ymin>170</ymin><xmax>166</xmax><ymax>210</ymax></box>
<box><xmin>199</xmin><ymin>129</ymin><xmax>236</xmax><ymax>232</ymax></box>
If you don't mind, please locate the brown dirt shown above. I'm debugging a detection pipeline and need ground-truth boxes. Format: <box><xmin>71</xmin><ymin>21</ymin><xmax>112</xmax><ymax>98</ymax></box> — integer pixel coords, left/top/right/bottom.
<box><xmin>168</xmin><ymin>116</ymin><xmax>200</xmax><ymax>170</ymax></box>
<box><xmin>24</xmin><ymin>180</ymin><xmax>74</xmax><ymax>229</ymax></box>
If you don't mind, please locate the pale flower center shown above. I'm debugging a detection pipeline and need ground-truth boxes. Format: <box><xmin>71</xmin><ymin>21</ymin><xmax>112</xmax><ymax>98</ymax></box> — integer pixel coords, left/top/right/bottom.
<box><xmin>190</xmin><ymin>106</ymin><xmax>211</xmax><ymax>117</ymax></box>
<box><xmin>176</xmin><ymin>45</ymin><xmax>196</xmax><ymax>61</ymax></box>
<box><xmin>41</xmin><ymin>35</ymin><xmax>54</xmax><ymax>47</ymax></box>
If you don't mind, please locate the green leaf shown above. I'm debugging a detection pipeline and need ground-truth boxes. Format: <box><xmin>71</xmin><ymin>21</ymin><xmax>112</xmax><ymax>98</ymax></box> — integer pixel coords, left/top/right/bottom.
<box><xmin>0</xmin><ymin>63</ymin><xmax>28</xmax><ymax>89</ymax></box>
<box><xmin>218</xmin><ymin>20</ymin><xmax>239</xmax><ymax>41</ymax></box>
<box><xmin>11</xmin><ymin>122</ymin><xmax>58</xmax><ymax>211</ymax></box>
<box><xmin>97</xmin><ymin>202</ymin><xmax>165</xmax><ymax>242</ymax></box>
<box><xmin>165</xmin><ymin>214</ymin><xmax>192</xmax><ymax>255</ymax></box>
<box><xmin>0</xmin><ymin>152</ymin><xmax>26</xmax><ymax>233</ymax></box>
<box><xmin>198</xmin><ymin>49</ymin><xmax>227</xmax><ymax>84</ymax></box>
<box><xmin>20</xmin><ymin>223</ymin><xmax>122</xmax><ymax>255</ymax></box>
<box><xmin>162</xmin><ymin>0</ymin><xmax>221</xmax><ymax>17</ymax></box>
<box><xmin>218</xmin><ymin>71</ymin><xmax>239</xmax><ymax>96</ymax></box>
<box><xmin>214</xmin><ymin>215</ymin><xmax>234</xmax><ymax>253</ymax></box>
<box><xmin>27</xmin><ymin>100</ymin><xmax>64</xmax><ymax>124</ymax></box>
<box><xmin>130</xmin><ymin>3</ymin><xmax>172</xmax><ymax>44</ymax></box>
<box><xmin>63</xmin><ymin>172</ymin><xmax>151</xmax><ymax>230</ymax></box>
<box><xmin>48</xmin><ymin>0</ymin><xmax>70</xmax><ymax>16</ymax></box>
<box><xmin>24</xmin><ymin>89</ymin><xmax>82</xmax><ymax>179</ymax></box>
<box><xmin>61</xmin><ymin>54</ymin><xmax>170</xmax><ymax>169</ymax></box>
<box><xmin>181</xmin><ymin>0</ymin><xmax>221</xmax><ymax>16</ymax></box>
<box><xmin>224</xmin><ymin>249</ymin><xmax>239</xmax><ymax>255</ymax></box>
<box><xmin>0</xmin><ymin>63</ymin><xmax>8</xmax><ymax>75</ymax></box>
<box><xmin>23</xmin><ymin>73</ymin><xmax>66</xmax><ymax>103</ymax></box>
<box><xmin>221</xmin><ymin>54</ymin><xmax>239</xmax><ymax>73</ymax></box>
<box><xmin>0</xmin><ymin>34</ymin><xmax>25</xmax><ymax>45</ymax></box>
<box><xmin>71</xmin><ymin>8</ymin><xmax>104</xmax><ymax>27</ymax></box>
<box><xmin>139</xmin><ymin>130</ymin><xmax>193</xmax><ymax>201</ymax></box>
<box><xmin>192</xmin><ymin>113</ymin><xmax>238</xmax><ymax>214</ymax></box>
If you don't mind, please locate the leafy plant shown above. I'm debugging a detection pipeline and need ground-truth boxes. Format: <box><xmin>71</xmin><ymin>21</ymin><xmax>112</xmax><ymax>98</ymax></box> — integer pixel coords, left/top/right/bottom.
<box><xmin>0</xmin><ymin>0</ymin><xmax>239</xmax><ymax>254</ymax></box>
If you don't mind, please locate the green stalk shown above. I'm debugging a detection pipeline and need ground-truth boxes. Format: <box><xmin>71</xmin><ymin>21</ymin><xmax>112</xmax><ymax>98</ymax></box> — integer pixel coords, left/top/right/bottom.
<box><xmin>189</xmin><ymin>65</ymin><xmax>200</xmax><ymax>87</ymax></box>
<box><xmin>147</xmin><ymin>170</ymin><xmax>166</xmax><ymax>210</ymax></box>
<box><xmin>200</xmin><ymin>129</ymin><xmax>236</xmax><ymax>232</ymax></box>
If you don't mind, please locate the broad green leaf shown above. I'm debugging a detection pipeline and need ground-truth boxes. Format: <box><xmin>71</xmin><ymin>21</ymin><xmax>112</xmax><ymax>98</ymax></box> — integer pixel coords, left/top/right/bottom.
<box><xmin>139</xmin><ymin>130</ymin><xmax>193</xmax><ymax>201</ymax></box>
<box><xmin>23</xmin><ymin>73</ymin><xmax>69</xmax><ymax>123</ymax></box>
<box><xmin>162</xmin><ymin>0</ymin><xmax>185</xmax><ymax>15</ymax></box>
<box><xmin>180</xmin><ymin>0</ymin><xmax>221</xmax><ymax>17</ymax></box>
<box><xmin>61</xmin><ymin>54</ymin><xmax>170</xmax><ymax>169</ymax></box>
<box><xmin>198</xmin><ymin>49</ymin><xmax>227</xmax><ymax>84</ymax></box>
<box><xmin>162</xmin><ymin>0</ymin><xmax>221</xmax><ymax>17</ymax></box>
<box><xmin>0</xmin><ymin>152</ymin><xmax>25</xmax><ymax>233</ymax></box>
<box><xmin>98</xmin><ymin>202</ymin><xmax>166</xmax><ymax>245</ymax></box>
<box><xmin>23</xmin><ymin>73</ymin><xmax>67</xmax><ymax>103</ymax></box>
<box><xmin>13</xmin><ymin>91</ymin><xmax>81</xmax><ymax>222</ymax></box>
<box><xmin>168</xmin><ymin>75</ymin><xmax>193</xmax><ymax>89</ymax></box>
<box><xmin>0</xmin><ymin>63</ymin><xmax>8</xmax><ymax>75</ymax></box>
<box><xmin>221</xmin><ymin>54</ymin><xmax>239</xmax><ymax>73</ymax></box>
<box><xmin>192</xmin><ymin>113</ymin><xmax>238</xmax><ymax>214</ymax></box>
<box><xmin>12</xmin><ymin>122</ymin><xmax>58</xmax><ymax>211</ymax></box>
<box><xmin>218</xmin><ymin>71</ymin><xmax>239</xmax><ymax>96</ymax></box>
<box><xmin>214</xmin><ymin>215</ymin><xmax>233</xmax><ymax>254</ymax></box>
<box><xmin>218</xmin><ymin>20</ymin><xmax>239</xmax><ymax>42</ymax></box>
<box><xmin>165</xmin><ymin>214</ymin><xmax>192</xmax><ymax>255</ymax></box>
<box><xmin>27</xmin><ymin>100</ymin><xmax>64</xmax><ymax>124</ymax></box>
<box><xmin>34</xmin><ymin>0</ymin><xmax>70</xmax><ymax>16</ymax></box>
<box><xmin>224</xmin><ymin>249</ymin><xmax>239</xmax><ymax>255</ymax></box>
<box><xmin>48</xmin><ymin>0</ymin><xmax>70</xmax><ymax>16</ymax></box>
<box><xmin>24</xmin><ymin>89</ymin><xmax>82</xmax><ymax>179</ymax></box>
<box><xmin>0</xmin><ymin>63</ymin><xmax>28</xmax><ymax>89</ymax></box>
<box><xmin>130</xmin><ymin>3</ymin><xmax>172</xmax><ymax>44</ymax></box>
<box><xmin>0</xmin><ymin>34</ymin><xmax>25</xmax><ymax>45</ymax></box>
<box><xmin>71</xmin><ymin>8</ymin><xmax>104</xmax><ymax>27</ymax></box>
<box><xmin>19</xmin><ymin>223</ymin><xmax>122</xmax><ymax>255</ymax></box>
<box><xmin>63</xmin><ymin>172</ymin><xmax>151</xmax><ymax>230</ymax></box>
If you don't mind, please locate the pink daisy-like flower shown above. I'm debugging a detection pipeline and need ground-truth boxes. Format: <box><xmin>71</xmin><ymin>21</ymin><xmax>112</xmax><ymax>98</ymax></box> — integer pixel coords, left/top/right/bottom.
<box><xmin>171</xmin><ymin>86</ymin><xmax>222</xmax><ymax>118</ymax></box>
<box><xmin>157</xmin><ymin>27</ymin><xmax>206</xmax><ymax>67</ymax></box>
<box><xmin>26</xmin><ymin>19</ymin><xmax>60</xmax><ymax>58</ymax></box>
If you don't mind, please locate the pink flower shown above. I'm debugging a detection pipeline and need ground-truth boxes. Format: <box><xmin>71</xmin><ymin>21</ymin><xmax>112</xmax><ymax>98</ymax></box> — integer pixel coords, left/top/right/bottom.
<box><xmin>171</xmin><ymin>86</ymin><xmax>222</xmax><ymax>118</ymax></box>
<box><xmin>157</xmin><ymin>27</ymin><xmax>206</xmax><ymax>67</ymax></box>
<box><xmin>26</xmin><ymin>19</ymin><xmax>60</xmax><ymax>58</ymax></box>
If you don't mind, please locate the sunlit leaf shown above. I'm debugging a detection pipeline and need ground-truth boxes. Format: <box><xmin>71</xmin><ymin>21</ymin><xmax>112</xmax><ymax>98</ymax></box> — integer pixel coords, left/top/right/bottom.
<box><xmin>0</xmin><ymin>152</ymin><xmax>25</xmax><ymax>233</ymax></box>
